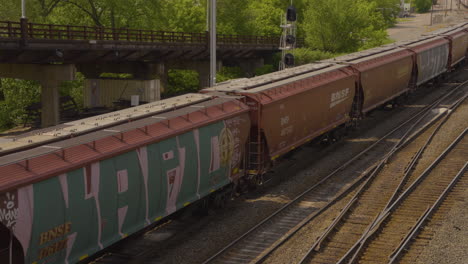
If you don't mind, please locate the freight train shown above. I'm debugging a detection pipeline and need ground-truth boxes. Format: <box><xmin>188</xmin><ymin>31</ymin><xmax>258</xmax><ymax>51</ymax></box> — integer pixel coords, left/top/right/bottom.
<box><xmin>0</xmin><ymin>22</ymin><xmax>466</xmax><ymax>264</ymax></box>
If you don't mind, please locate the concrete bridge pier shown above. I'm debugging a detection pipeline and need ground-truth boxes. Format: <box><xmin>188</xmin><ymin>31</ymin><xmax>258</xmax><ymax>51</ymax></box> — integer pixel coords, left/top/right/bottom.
<box><xmin>83</xmin><ymin>78</ymin><xmax>161</xmax><ymax>108</ymax></box>
<box><xmin>40</xmin><ymin>79</ymin><xmax>61</xmax><ymax>127</ymax></box>
<box><xmin>78</xmin><ymin>63</ymin><xmax>162</xmax><ymax>108</ymax></box>
<box><xmin>0</xmin><ymin>64</ymin><xmax>76</xmax><ymax>127</ymax></box>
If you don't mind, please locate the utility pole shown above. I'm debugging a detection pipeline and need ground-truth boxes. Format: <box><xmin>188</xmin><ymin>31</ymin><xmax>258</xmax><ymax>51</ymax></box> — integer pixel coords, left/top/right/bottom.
<box><xmin>209</xmin><ymin>0</ymin><xmax>216</xmax><ymax>87</ymax></box>
<box><xmin>21</xmin><ymin>0</ymin><xmax>26</xmax><ymax>18</ymax></box>
<box><xmin>445</xmin><ymin>0</ymin><xmax>448</xmax><ymax>16</ymax></box>
<box><xmin>206</xmin><ymin>0</ymin><xmax>209</xmax><ymax>32</ymax></box>
<box><xmin>20</xmin><ymin>0</ymin><xmax>28</xmax><ymax>46</ymax></box>
<box><xmin>430</xmin><ymin>2</ymin><xmax>434</xmax><ymax>25</ymax></box>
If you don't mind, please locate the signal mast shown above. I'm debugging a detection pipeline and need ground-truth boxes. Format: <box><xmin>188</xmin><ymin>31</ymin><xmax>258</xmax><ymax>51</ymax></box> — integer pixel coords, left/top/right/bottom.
<box><xmin>279</xmin><ymin>4</ymin><xmax>297</xmax><ymax>70</ymax></box>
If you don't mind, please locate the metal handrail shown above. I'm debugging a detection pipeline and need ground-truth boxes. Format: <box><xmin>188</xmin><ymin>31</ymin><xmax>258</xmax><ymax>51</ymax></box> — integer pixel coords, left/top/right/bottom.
<box><xmin>0</xmin><ymin>20</ymin><xmax>305</xmax><ymax>46</ymax></box>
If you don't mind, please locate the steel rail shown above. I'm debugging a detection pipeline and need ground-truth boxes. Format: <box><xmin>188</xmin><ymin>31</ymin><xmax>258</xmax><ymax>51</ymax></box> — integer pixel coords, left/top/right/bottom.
<box><xmin>203</xmin><ymin>81</ymin><xmax>468</xmax><ymax>264</ymax></box>
<box><xmin>384</xmin><ymin>92</ymin><xmax>468</xmax><ymax>215</ymax></box>
<box><xmin>310</xmin><ymin>197</ymin><xmax>358</xmax><ymax>252</ymax></box>
<box><xmin>339</xmin><ymin>93</ymin><xmax>468</xmax><ymax>264</ymax></box>
<box><xmin>388</xmin><ymin>162</ymin><xmax>468</xmax><ymax>264</ymax></box>
<box><xmin>297</xmin><ymin>83</ymin><xmax>468</xmax><ymax>264</ymax></box>
<box><xmin>298</xmin><ymin>109</ymin><xmax>430</xmax><ymax>263</ymax></box>
<box><xmin>337</xmin><ymin>127</ymin><xmax>468</xmax><ymax>264</ymax></box>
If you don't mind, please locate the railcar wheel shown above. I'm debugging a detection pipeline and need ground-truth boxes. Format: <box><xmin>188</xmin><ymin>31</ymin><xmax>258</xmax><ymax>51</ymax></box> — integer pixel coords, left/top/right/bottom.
<box><xmin>255</xmin><ymin>174</ymin><xmax>264</xmax><ymax>187</ymax></box>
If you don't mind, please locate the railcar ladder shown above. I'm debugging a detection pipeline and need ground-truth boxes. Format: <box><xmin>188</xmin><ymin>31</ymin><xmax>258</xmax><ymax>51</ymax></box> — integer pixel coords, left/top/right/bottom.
<box><xmin>247</xmin><ymin>131</ymin><xmax>264</xmax><ymax>176</ymax></box>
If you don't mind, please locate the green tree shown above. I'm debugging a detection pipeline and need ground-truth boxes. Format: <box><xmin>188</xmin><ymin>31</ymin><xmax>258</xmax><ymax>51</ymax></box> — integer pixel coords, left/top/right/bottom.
<box><xmin>245</xmin><ymin>0</ymin><xmax>284</xmax><ymax>35</ymax></box>
<box><xmin>217</xmin><ymin>0</ymin><xmax>251</xmax><ymax>34</ymax></box>
<box><xmin>414</xmin><ymin>0</ymin><xmax>432</xmax><ymax>12</ymax></box>
<box><xmin>0</xmin><ymin>0</ymin><xmax>21</xmax><ymax>21</ymax></box>
<box><xmin>369</xmin><ymin>0</ymin><xmax>400</xmax><ymax>26</ymax></box>
<box><xmin>141</xmin><ymin>0</ymin><xmax>205</xmax><ymax>32</ymax></box>
<box><xmin>216</xmin><ymin>67</ymin><xmax>243</xmax><ymax>82</ymax></box>
<box><xmin>164</xmin><ymin>70</ymin><xmax>200</xmax><ymax>98</ymax></box>
<box><xmin>303</xmin><ymin>0</ymin><xmax>389</xmax><ymax>53</ymax></box>
<box><xmin>0</xmin><ymin>79</ymin><xmax>41</xmax><ymax>130</ymax></box>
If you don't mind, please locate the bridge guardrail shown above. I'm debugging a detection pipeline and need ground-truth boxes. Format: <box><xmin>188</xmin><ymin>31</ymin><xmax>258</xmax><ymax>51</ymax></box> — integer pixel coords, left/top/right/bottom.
<box><xmin>0</xmin><ymin>20</ymin><xmax>305</xmax><ymax>47</ymax></box>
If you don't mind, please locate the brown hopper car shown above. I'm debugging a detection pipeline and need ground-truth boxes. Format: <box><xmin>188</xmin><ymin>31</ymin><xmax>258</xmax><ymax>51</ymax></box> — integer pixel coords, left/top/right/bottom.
<box><xmin>402</xmin><ymin>37</ymin><xmax>450</xmax><ymax>86</ymax></box>
<box><xmin>328</xmin><ymin>47</ymin><xmax>413</xmax><ymax>113</ymax></box>
<box><xmin>240</xmin><ymin>65</ymin><xmax>355</xmax><ymax>162</ymax></box>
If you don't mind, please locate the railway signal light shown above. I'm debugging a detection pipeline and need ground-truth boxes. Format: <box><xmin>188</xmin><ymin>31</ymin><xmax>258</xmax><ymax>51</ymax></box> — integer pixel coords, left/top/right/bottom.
<box><xmin>287</xmin><ymin>6</ymin><xmax>297</xmax><ymax>22</ymax></box>
<box><xmin>284</xmin><ymin>53</ymin><xmax>295</xmax><ymax>66</ymax></box>
<box><xmin>286</xmin><ymin>35</ymin><xmax>296</xmax><ymax>45</ymax></box>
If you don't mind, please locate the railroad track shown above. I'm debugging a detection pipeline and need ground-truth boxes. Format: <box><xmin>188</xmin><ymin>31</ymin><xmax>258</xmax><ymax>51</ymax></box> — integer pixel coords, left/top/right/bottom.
<box><xmin>202</xmin><ymin>80</ymin><xmax>468</xmax><ymax>264</ymax></box>
<box><xmin>398</xmin><ymin>164</ymin><xmax>468</xmax><ymax>263</ymax></box>
<box><xmin>359</xmin><ymin>143</ymin><xmax>467</xmax><ymax>264</ymax></box>
<box><xmin>299</xmin><ymin>88</ymin><xmax>466</xmax><ymax>263</ymax></box>
<box><xmin>298</xmin><ymin>128</ymin><xmax>466</xmax><ymax>264</ymax></box>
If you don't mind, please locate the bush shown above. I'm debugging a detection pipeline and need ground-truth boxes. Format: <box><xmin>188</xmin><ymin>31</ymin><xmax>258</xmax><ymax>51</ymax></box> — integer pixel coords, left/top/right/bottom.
<box><xmin>60</xmin><ymin>72</ymin><xmax>85</xmax><ymax>110</ymax></box>
<box><xmin>289</xmin><ymin>48</ymin><xmax>336</xmax><ymax>65</ymax></box>
<box><xmin>0</xmin><ymin>79</ymin><xmax>41</xmax><ymax>130</ymax></box>
<box><xmin>216</xmin><ymin>67</ymin><xmax>244</xmax><ymax>83</ymax></box>
<box><xmin>255</xmin><ymin>64</ymin><xmax>275</xmax><ymax>76</ymax></box>
<box><xmin>0</xmin><ymin>74</ymin><xmax>85</xmax><ymax>131</ymax></box>
<box><xmin>414</xmin><ymin>0</ymin><xmax>432</xmax><ymax>13</ymax></box>
<box><xmin>163</xmin><ymin>69</ymin><xmax>199</xmax><ymax>98</ymax></box>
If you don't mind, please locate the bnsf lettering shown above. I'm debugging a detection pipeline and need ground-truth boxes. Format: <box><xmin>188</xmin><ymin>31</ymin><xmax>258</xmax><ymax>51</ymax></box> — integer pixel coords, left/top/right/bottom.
<box><xmin>39</xmin><ymin>222</ymin><xmax>72</xmax><ymax>245</ymax></box>
<box><xmin>330</xmin><ymin>88</ymin><xmax>350</xmax><ymax>108</ymax></box>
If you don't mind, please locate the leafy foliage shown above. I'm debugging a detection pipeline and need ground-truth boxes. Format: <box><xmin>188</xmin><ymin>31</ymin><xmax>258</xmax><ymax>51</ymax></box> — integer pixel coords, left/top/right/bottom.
<box><xmin>414</xmin><ymin>0</ymin><xmax>432</xmax><ymax>13</ymax></box>
<box><xmin>303</xmin><ymin>0</ymin><xmax>390</xmax><ymax>53</ymax></box>
<box><xmin>0</xmin><ymin>79</ymin><xmax>41</xmax><ymax>130</ymax></box>
<box><xmin>60</xmin><ymin>73</ymin><xmax>85</xmax><ymax>110</ymax></box>
<box><xmin>255</xmin><ymin>64</ymin><xmax>275</xmax><ymax>76</ymax></box>
<box><xmin>163</xmin><ymin>70</ymin><xmax>200</xmax><ymax>98</ymax></box>
<box><xmin>289</xmin><ymin>48</ymin><xmax>336</xmax><ymax>65</ymax></box>
<box><xmin>216</xmin><ymin>67</ymin><xmax>244</xmax><ymax>83</ymax></box>
<box><xmin>368</xmin><ymin>0</ymin><xmax>400</xmax><ymax>27</ymax></box>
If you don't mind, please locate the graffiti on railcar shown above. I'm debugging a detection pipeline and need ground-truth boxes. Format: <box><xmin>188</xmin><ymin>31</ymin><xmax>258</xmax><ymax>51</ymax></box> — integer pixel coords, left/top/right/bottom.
<box><xmin>1</xmin><ymin>115</ymin><xmax>249</xmax><ymax>264</ymax></box>
<box><xmin>224</xmin><ymin>116</ymin><xmax>249</xmax><ymax>180</ymax></box>
<box><xmin>0</xmin><ymin>191</ymin><xmax>18</xmax><ymax>229</ymax></box>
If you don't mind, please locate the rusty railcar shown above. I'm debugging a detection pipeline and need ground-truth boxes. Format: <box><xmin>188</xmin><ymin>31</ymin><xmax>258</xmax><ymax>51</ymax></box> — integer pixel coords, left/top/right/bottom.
<box><xmin>401</xmin><ymin>37</ymin><xmax>450</xmax><ymax>86</ymax></box>
<box><xmin>0</xmin><ymin>94</ymin><xmax>212</xmax><ymax>156</ymax></box>
<box><xmin>425</xmin><ymin>22</ymin><xmax>468</xmax><ymax>68</ymax></box>
<box><xmin>0</xmin><ymin>95</ymin><xmax>250</xmax><ymax>264</ymax></box>
<box><xmin>443</xmin><ymin>28</ymin><xmax>468</xmax><ymax>68</ymax></box>
<box><xmin>205</xmin><ymin>63</ymin><xmax>357</xmax><ymax>175</ymax></box>
<box><xmin>329</xmin><ymin>46</ymin><xmax>414</xmax><ymax>113</ymax></box>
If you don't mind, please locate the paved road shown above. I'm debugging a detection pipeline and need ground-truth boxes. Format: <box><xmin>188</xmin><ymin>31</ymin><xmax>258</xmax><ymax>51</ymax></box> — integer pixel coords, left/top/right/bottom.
<box><xmin>388</xmin><ymin>8</ymin><xmax>467</xmax><ymax>42</ymax></box>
